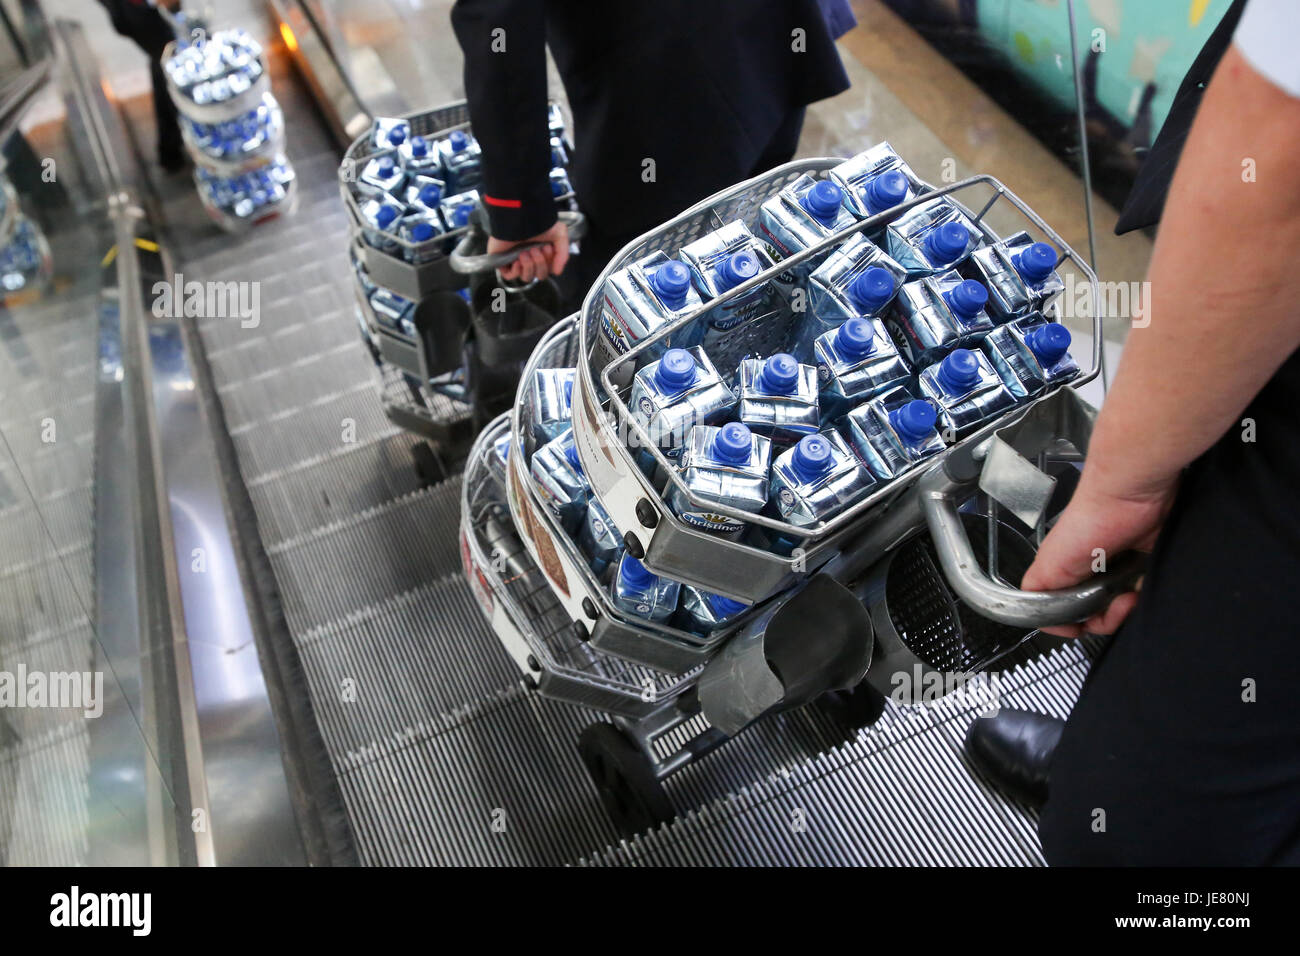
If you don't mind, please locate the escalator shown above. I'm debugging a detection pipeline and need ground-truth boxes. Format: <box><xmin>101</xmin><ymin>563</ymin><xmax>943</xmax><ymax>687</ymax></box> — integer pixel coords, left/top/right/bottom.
<box><xmin>29</xmin><ymin>0</ymin><xmax>1107</xmax><ymax>865</ymax></box>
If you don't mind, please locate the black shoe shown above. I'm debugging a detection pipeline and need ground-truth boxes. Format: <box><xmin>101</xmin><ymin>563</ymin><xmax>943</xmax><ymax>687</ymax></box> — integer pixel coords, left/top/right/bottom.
<box><xmin>965</xmin><ymin>708</ymin><xmax>1064</xmax><ymax>809</ymax></box>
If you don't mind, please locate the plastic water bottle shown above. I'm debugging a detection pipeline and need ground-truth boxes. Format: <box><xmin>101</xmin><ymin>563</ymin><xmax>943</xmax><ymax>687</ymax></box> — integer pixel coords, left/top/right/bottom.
<box><xmin>628</xmin><ymin>347</ymin><xmax>734</xmax><ymax>466</ymax></box>
<box><xmin>368</xmin><ymin>287</ymin><xmax>416</xmax><ymax>337</ymax></box>
<box><xmin>668</xmin><ymin>422</ymin><xmax>772</xmax><ymax>539</ymax></box>
<box><xmin>403</xmin><ymin>177</ymin><xmax>446</xmax><ymax>218</ymax></box>
<box><xmin>960</xmin><ymin>231</ymin><xmax>1065</xmax><ymax>320</ymax></box>
<box><xmin>488</xmin><ymin>431</ymin><xmax>511</xmax><ymax>486</ymax></box>
<box><xmin>399</xmin><ymin>135</ymin><xmax>442</xmax><ymax>175</ymax></box>
<box><xmin>400</xmin><ymin>214</ymin><xmax>445</xmax><ymax>265</ymax></box>
<box><xmin>550</xmin><ymin>168</ymin><xmax>577</xmax><ymax>211</ymax></box>
<box><xmin>887</xmin><ymin>272</ymin><xmax>992</xmax><ymax>366</ymax></box>
<box><xmin>769</xmin><ymin>432</ymin><xmax>873</xmax><ymax>527</ymax></box>
<box><xmin>829</xmin><ymin>142</ymin><xmax>928</xmax><ymax>222</ymax></box>
<box><xmin>372</xmin><ymin>117</ymin><xmax>411</xmax><ymax>150</ymax></box>
<box><xmin>548</xmin><ymin>103</ymin><xmax>567</xmax><ymax>142</ymax></box>
<box><xmin>437</xmin><ymin>129</ymin><xmax>483</xmax><ymax>192</ymax></box>
<box><xmin>439</xmin><ymin>191</ymin><xmax>480</xmax><ymax>234</ymax></box>
<box><xmin>529</xmin><ymin>427</ymin><xmax>589</xmax><ymax>534</ymax></box>
<box><xmin>611</xmin><ymin>555</ymin><xmax>681</xmax><ymax>623</ymax></box>
<box><xmin>737</xmin><ymin>353</ymin><xmax>820</xmax><ymax>444</ymax></box>
<box><xmin>916</xmin><ymin>348</ymin><xmax>1017</xmax><ymax>435</ymax></box>
<box><xmin>884</xmin><ymin>197</ymin><xmax>982</xmax><ymax>277</ymax></box>
<box><xmin>549</xmin><ymin>136</ymin><xmax>569</xmax><ymax>169</ymax></box>
<box><xmin>981</xmin><ymin>314</ymin><xmax>1078</xmax><ymax>399</ymax></box>
<box><xmin>795</xmin><ymin>233</ymin><xmax>905</xmax><ymax>361</ymax></box>
<box><xmin>759</xmin><ymin>176</ymin><xmax>858</xmax><ymax>286</ymax></box>
<box><xmin>677</xmin><ymin>222</ymin><xmax>778</xmax><ymax>353</ymax></box>
<box><xmin>676</xmin><ymin>587</ymin><xmax>749</xmax><ymax>637</ymax></box>
<box><xmin>359</xmin><ymin>199</ymin><xmax>404</xmax><ymax>255</ymax></box>
<box><xmin>532</xmin><ymin>368</ymin><xmax>575</xmax><ymax>444</ymax></box>
<box><xmin>599</xmin><ymin>254</ymin><xmax>703</xmax><ymax>359</ymax></box>
<box><xmin>358</xmin><ymin>154</ymin><xmax>405</xmax><ymax>199</ymax></box>
<box><xmin>578</xmin><ymin>495</ymin><xmax>624</xmax><ymax>578</ymax></box>
<box><xmin>845</xmin><ymin>390</ymin><xmax>945</xmax><ymax>481</ymax></box>
<box><xmin>813</xmin><ymin>316</ymin><xmax>911</xmax><ymax>422</ymax></box>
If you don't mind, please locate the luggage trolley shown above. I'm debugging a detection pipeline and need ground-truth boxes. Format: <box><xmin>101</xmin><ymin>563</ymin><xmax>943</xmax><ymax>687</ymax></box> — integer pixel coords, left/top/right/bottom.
<box><xmin>464</xmin><ymin>159</ymin><xmax>1142</xmax><ymax>835</ymax></box>
<box><xmin>157</xmin><ymin>4</ymin><xmax>298</xmax><ymax>230</ymax></box>
<box><xmin>339</xmin><ymin>100</ymin><xmax>584</xmax><ymax>479</ymax></box>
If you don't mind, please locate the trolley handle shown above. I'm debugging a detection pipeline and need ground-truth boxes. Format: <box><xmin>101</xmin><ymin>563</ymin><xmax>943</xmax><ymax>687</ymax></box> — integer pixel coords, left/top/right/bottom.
<box><xmin>448</xmin><ymin>210</ymin><xmax>586</xmax><ymax>274</ymax></box>
<box><xmin>919</xmin><ymin>387</ymin><xmax>1147</xmax><ymax>628</ymax></box>
<box><xmin>919</xmin><ymin>473</ymin><xmax>1146</xmax><ymax>628</ymax></box>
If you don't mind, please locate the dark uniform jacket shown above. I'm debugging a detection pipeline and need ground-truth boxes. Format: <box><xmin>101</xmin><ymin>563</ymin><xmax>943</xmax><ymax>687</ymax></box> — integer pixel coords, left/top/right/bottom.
<box><xmin>450</xmin><ymin>0</ymin><xmax>850</xmax><ymax>243</ymax></box>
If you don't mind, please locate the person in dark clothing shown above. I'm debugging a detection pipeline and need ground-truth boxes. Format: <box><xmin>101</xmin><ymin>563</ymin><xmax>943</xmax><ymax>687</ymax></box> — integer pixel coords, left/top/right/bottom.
<box><xmin>449</xmin><ymin>0</ymin><xmax>853</xmax><ymax>292</ymax></box>
<box><xmin>98</xmin><ymin>0</ymin><xmax>185</xmax><ymax>171</ymax></box>
<box><xmin>967</xmin><ymin>0</ymin><xmax>1300</xmax><ymax>865</ymax></box>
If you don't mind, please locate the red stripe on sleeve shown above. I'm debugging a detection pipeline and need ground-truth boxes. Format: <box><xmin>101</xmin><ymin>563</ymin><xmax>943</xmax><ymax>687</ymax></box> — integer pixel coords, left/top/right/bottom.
<box><xmin>483</xmin><ymin>195</ymin><xmax>523</xmax><ymax>209</ymax></box>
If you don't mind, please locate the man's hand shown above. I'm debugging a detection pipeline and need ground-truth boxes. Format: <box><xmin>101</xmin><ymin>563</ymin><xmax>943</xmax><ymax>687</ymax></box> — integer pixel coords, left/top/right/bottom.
<box><xmin>488</xmin><ymin>220</ymin><xmax>570</xmax><ymax>283</ymax></box>
<box><xmin>1020</xmin><ymin>477</ymin><xmax>1176</xmax><ymax>639</ymax></box>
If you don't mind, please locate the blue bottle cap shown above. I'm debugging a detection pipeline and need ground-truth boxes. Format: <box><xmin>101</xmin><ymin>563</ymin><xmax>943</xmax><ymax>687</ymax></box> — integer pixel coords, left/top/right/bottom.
<box><xmin>800</xmin><ymin>180</ymin><xmax>844</xmax><ymax>226</ymax></box>
<box><xmin>378</xmin><ymin>156</ymin><xmax>397</xmax><ymax>176</ymax></box>
<box><xmin>863</xmin><ymin>169</ymin><xmax>908</xmax><ymax>214</ymax></box>
<box><xmin>758</xmin><ymin>353</ymin><xmax>800</xmax><ymax>394</ymax></box>
<box><xmin>848</xmin><ymin>266</ymin><xmax>895</xmax><ymax>311</ymax></box>
<box><xmin>1014</xmin><ymin>242</ymin><xmax>1057</xmax><ymax>283</ymax></box>
<box><xmin>1027</xmin><ymin>323</ymin><xmax>1071</xmax><ymax>365</ymax></box>
<box><xmin>387</xmin><ymin>126</ymin><xmax>407</xmax><ymax>146</ymax></box>
<box><xmin>410</xmin><ymin>221</ymin><xmax>436</xmax><ymax>242</ymax></box>
<box><xmin>620</xmin><ymin>554</ymin><xmax>654</xmax><ymax>588</ymax></box>
<box><xmin>924</xmin><ymin>221</ymin><xmax>969</xmax><ymax>264</ymax></box>
<box><xmin>836</xmin><ymin>317</ymin><xmax>877</xmax><ymax>359</ymax></box>
<box><xmin>714</xmin><ymin>249</ymin><xmax>761</xmax><ymax>292</ymax></box>
<box><xmin>449</xmin><ymin>129</ymin><xmax>469</xmax><ymax>152</ymax></box>
<box><xmin>891</xmin><ymin>399</ymin><xmax>937</xmax><ymax>443</ymax></box>
<box><xmin>564</xmin><ymin>442</ymin><xmax>583</xmax><ymax>473</ymax></box>
<box><xmin>791</xmin><ymin>434</ymin><xmax>835</xmax><ymax>483</ymax></box>
<box><xmin>655</xmin><ymin>348</ymin><xmax>698</xmax><ymax>392</ymax></box>
<box><xmin>418</xmin><ymin>183</ymin><xmax>442</xmax><ymax>206</ymax></box>
<box><xmin>713</xmin><ymin>422</ymin><xmax>753</xmax><ymax>465</ymax></box>
<box><xmin>944</xmin><ymin>279</ymin><xmax>988</xmax><ymax>319</ymax></box>
<box><xmin>376</xmin><ymin>204</ymin><xmax>400</xmax><ymax>228</ymax></box>
<box><xmin>650</xmin><ymin>260</ymin><xmax>691</xmax><ymax>309</ymax></box>
<box><xmin>452</xmin><ymin>203</ymin><xmax>473</xmax><ymax>228</ymax></box>
<box><xmin>551</xmin><ymin>178</ymin><xmax>565</xmax><ymax>197</ymax></box>
<box><xmin>410</xmin><ymin>135</ymin><xmax>429</xmax><ymax>157</ymax></box>
<box><xmin>937</xmin><ymin>349</ymin><xmax>981</xmax><ymax>395</ymax></box>
<box><xmin>707</xmin><ymin>593</ymin><xmax>748</xmax><ymax>618</ymax></box>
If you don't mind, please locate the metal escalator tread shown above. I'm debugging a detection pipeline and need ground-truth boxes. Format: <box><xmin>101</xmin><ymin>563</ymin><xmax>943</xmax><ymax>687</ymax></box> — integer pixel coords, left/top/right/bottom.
<box><xmin>337</xmin><ymin>684</ymin><xmax>623</xmax><ymax>866</ymax></box>
<box><xmin>580</xmin><ymin>640</ymin><xmax>1099</xmax><ymax>866</ymax></box>
<box><xmin>265</xmin><ymin>481</ymin><xmax>465</xmax><ymax>635</ymax></box>
<box><xmin>246</xmin><ymin>432</ymin><xmax>426</xmax><ymax>547</ymax></box>
<box><xmin>297</xmin><ymin>574</ymin><xmax>521</xmax><ymax>763</ymax></box>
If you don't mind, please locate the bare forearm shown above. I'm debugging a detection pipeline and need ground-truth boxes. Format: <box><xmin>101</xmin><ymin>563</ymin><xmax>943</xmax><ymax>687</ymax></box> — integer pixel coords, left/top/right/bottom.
<box><xmin>1080</xmin><ymin>47</ymin><xmax>1300</xmax><ymax>501</ymax></box>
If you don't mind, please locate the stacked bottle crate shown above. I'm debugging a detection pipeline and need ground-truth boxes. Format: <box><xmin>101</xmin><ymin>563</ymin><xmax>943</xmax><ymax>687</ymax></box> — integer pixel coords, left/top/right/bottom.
<box><xmin>338</xmin><ymin>102</ymin><xmax>578</xmax><ymax>448</ymax></box>
<box><xmin>162</xmin><ymin>18</ymin><xmax>296</xmax><ymax>230</ymax></box>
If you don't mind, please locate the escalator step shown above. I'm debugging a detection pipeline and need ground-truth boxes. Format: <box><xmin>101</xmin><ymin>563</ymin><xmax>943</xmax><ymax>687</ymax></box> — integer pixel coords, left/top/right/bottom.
<box><xmin>298</xmin><ymin>574</ymin><xmax>520</xmax><ymax>761</ymax></box>
<box><xmin>266</xmin><ymin>480</ymin><xmax>464</xmax><ymax>634</ymax></box>
<box><xmin>580</xmin><ymin>642</ymin><xmax>1097</xmax><ymax>866</ymax></box>
<box><xmin>247</xmin><ymin>432</ymin><xmax>426</xmax><ymax>547</ymax></box>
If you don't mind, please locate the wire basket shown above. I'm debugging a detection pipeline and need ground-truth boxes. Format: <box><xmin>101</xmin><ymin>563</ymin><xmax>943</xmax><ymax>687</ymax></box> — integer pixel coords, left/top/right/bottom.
<box><xmin>509</xmin><ymin>316</ymin><xmax>749</xmax><ymax>674</ymax></box>
<box><xmin>461</xmin><ymin>416</ymin><xmax>694</xmax><ymax>718</ymax></box>
<box><xmin>181</xmin><ymin>92</ymin><xmax>285</xmax><ymax>177</ymax></box>
<box><xmin>571</xmin><ymin>167</ymin><xmax>1102</xmax><ymax>604</ymax></box>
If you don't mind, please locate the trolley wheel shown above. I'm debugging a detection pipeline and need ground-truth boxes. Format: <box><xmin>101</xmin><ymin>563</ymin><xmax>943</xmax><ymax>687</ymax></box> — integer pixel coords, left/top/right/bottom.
<box><xmin>410</xmin><ymin>441</ymin><xmax>446</xmax><ymax>486</ymax></box>
<box><xmin>578</xmin><ymin>723</ymin><xmax>674</xmax><ymax>838</ymax></box>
